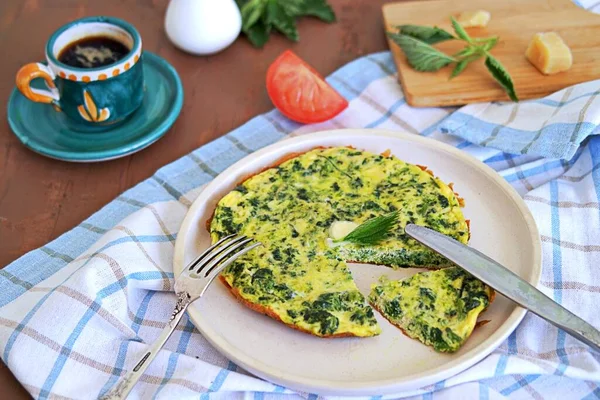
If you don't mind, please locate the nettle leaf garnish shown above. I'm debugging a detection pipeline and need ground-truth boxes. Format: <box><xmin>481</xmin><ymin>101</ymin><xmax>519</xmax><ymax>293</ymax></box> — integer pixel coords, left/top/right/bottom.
<box><xmin>398</xmin><ymin>25</ymin><xmax>455</xmax><ymax>45</ymax></box>
<box><xmin>387</xmin><ymin>33</ymin><xmax>455</xmax><ymax>72</ymax></box>
<box><xmin>388</xmin><ymin>16</ymin><xmax>518</xmax><ymax>101</ymax></box>
<box><xmin>335</xmin><ymin>211</ymin><xmax>399</xmax><ymax>245</ymax></box>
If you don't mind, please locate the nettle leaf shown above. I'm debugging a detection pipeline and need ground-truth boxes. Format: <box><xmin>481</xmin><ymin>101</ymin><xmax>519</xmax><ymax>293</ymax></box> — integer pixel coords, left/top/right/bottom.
<box><xmin>450</xmin><ymin>17</ymin><xmax>472</xmax><ymax>43</ymax></box>
<box><xmin>485</xmin><ymin>55</ymin><xmax>519</xmax><ymax>102</ymax></box>
<box><xmin>266</xmin><ymin>0</ymin><xmax>299</xmax><ymax>41</ymax></box>
<box><xmin>481</xmin><ymin>37</ymin><xmax>498</xmax><ymax>52</ymax></box>
<box><xmin>453</xmin><ymin>46</ymin><xmax>478</xmax><ymax>58</ymax></box>
<box><xmin>398</xmin><ymin>25</ymin><xmax>454</xmax><ymax>45</ymax></box>
<box><xmin>450</xmin><ymin>57</ymin><xmax>477</xmax><ymax>79</ymax></box>
<box><xmin>339</xmin><ymin>212</ymin><xmax>399</xmax><ymax>245</ymax></box>
<box><xmin>388</xmin><ymin>33</ymin><xmax>456</xmax><ymax>72</ymax></box>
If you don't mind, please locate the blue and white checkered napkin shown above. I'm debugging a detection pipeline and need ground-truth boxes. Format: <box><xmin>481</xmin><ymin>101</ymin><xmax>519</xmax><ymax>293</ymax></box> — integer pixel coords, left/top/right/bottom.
<box><xmin>439</xmin><ymin>80</ymin><xmax>600</xmax><ymax>160</ymax></box>
<box><xmin>2</xmin><ymin>3</ymin><xmax>600</xmax><ymax>400</ymax></box>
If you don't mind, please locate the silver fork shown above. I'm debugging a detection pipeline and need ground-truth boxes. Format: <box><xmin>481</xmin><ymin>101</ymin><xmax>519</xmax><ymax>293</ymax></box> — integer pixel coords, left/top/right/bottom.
<box><xmin>101</xmin><ymin>234</ymin><xmax>261</xmax><ymax>400</ymax></box>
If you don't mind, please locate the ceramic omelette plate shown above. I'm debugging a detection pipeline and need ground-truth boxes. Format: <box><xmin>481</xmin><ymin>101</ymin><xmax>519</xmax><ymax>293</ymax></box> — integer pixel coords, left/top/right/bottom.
<box><xmin>173</xmin><ymin>129</ymin><xmax>541</xmax><ymax>397</ymax></box>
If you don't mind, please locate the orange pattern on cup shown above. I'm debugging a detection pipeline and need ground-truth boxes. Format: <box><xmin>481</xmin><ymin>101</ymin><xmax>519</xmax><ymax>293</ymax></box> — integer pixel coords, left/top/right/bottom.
<box><xmin>112</xmin><ymin>69</ymin><xmax>119</xmax><ymax>77</ymax></box>
<box><xmin>78</xmin><ymin>90</ymin><xmax>110</xmax><ymax>123</ymax></box>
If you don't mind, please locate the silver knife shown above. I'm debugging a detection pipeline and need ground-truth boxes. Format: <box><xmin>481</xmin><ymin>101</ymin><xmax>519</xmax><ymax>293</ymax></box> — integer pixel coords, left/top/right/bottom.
<box><xmin>405</xmin><ymin>224</ymin><xmax>600</xmax><ymax>353</ymax></box>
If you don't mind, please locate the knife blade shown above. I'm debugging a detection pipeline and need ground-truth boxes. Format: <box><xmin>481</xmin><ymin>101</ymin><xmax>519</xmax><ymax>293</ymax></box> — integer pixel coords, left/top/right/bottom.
<box><xmin>405</xmin><ymin>224</ymin><xmax>600</xmax><ymax>353</ymax></box>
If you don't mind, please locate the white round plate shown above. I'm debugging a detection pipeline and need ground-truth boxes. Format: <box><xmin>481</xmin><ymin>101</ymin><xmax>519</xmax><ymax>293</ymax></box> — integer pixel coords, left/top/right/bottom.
<box><xmin>174</xmin><ymin>129</ymin><xmax>541</xmax><ymax>397</ymax></box>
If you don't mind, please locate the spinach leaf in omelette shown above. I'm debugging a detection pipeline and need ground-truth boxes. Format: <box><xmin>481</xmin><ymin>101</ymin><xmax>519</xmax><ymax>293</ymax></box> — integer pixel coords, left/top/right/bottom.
<box><xmin>209</xmin><ymin>147</ymin><xmax>469</xmax><ymax>337</ymax></box>
<box><xmin>369</xmin><ymin>267</ymin><xmax>494</xmax><ymax>352</ymax></box>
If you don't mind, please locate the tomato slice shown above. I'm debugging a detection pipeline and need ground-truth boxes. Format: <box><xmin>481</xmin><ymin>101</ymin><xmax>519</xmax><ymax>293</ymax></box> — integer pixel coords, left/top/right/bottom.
<box><xmin>266</xmin><ymin>50</ymin><xmax>349</xmax><ymax>124</ymax></box>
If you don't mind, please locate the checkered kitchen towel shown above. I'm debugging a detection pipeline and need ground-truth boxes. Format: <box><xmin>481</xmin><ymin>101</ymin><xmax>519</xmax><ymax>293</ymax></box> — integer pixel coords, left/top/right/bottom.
<box><xmin>2</xmin><ymin>5</ymin><xmax>600</xmax><ymax>400</ymax></box>
<box><xmin>438</xmin><ymin>80</ymin><xmax>600</xmax><ymax>160</ymax></box>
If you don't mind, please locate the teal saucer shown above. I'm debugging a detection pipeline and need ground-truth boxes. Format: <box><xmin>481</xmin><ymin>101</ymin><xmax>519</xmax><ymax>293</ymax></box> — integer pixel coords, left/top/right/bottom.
<box><xmin>7</xmin><ymin>52</ymin><xmax>183</xmax><ymax>162</ymax></box>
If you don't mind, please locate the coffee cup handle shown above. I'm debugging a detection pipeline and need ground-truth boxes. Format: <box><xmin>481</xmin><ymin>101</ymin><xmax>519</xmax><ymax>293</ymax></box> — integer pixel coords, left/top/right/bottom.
<box><xmin>16</xmin><ymin>63</ymin><xmax>61</xmax><ymax>108</ymax></box>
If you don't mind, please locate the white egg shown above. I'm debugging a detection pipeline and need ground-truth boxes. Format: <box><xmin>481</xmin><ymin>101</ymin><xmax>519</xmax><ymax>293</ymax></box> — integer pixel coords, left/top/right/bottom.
<box><xmin>164</xmin><ymin>0</ymin><xmax>242</xmax><ymax>55</ymax></box>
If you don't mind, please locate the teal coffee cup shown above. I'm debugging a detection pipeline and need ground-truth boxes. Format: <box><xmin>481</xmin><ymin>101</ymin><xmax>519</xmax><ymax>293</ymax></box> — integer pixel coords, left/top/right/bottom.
<box><xmin>16</xmin><ymin>16</ymin><xmax>144</xmax><ymax>131</ymax></box>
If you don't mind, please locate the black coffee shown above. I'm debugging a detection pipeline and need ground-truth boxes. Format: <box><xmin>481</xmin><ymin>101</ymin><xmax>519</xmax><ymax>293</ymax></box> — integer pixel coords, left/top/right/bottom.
<box><xmin>58</xmin><ymin>36</ymin><xmax>130</xmax><ymax>69</ymax></box>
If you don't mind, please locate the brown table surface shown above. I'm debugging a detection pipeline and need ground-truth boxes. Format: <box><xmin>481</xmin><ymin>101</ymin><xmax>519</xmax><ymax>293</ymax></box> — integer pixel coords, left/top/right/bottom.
<box><xmin>0</xmin><ymin>0</ymin><xmax>396</xmax><ymax>397</ymax></box>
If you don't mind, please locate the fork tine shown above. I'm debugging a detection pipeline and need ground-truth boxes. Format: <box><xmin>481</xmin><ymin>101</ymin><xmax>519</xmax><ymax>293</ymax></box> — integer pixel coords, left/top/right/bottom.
<box><xmin>194</xmin><ymin>235</ymin><xmax>249</xmax><ymax>274</ymax></box>
<box><xmin>204</xmin><ymin>242</ymin><xmax>262</xmax><ymax>281</ymax></box>
<box><xmin>196</xmin><ymin>237</ymin><xmax>254</xmax><ymax>276</ymax></box>
<box><xmin>188</xmin><ymin>234</ymin><xmax>237</xmax><ymax>271</ymax></box>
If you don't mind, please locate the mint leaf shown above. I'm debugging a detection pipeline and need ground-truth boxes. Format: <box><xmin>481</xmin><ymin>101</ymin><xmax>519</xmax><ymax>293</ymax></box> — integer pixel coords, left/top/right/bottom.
<box><xmin>299</xmin><ymin>0</ymin><xmax>336</xmax><ymax>22</ymax></box>
<box><xmin>237</xmin><ymin>0</ymin><xmax>337</xmax><ymax>47</ymax></box>
<box><xmin>339</xmin><ymin>212</ymin><xmax>399</xmax><ymax>245</ymax></box>
<box><xmin>485</xmin><ymin>55</ymin><xmax>518</xmax><ymax>102</ymax></box>
<box><xmin>398</xmin><ymin>25</ymin><xmax>454</xmax><ymax>44</ymax></box>
<box><xmin>241</xmin><ymin>0</ymin><xmax>267</xmax><ymax>31</ymax></box>
<box><xmin>279</xmin><ymin>0</ymin><xmax>304</xmax><ymax>16</ymax></box>
<box><xmin>388</xmin><ymin>33</ymin><xmax>456</xmax><ymax>72</ymax></box>
<box><xmin>245</xmin><ymin>18</ymin><xmax>271</xmax><ymax>47</ymax></box>
<box><xmin>450</xmin><ymin>17</ymin><xmax>472</xmax><ymax>43</ymax></box>
<box><xmin>266</xmin><ymin>0</ymin><xmax>299</xmax><ymax>41</ymax></box>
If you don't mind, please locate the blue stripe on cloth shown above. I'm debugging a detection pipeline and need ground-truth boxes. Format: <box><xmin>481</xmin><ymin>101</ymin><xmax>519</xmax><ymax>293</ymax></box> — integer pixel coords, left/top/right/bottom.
<box><xmin>307</xmin><ymin>394</ymin><xmax>318</xmax><ymax>400</ymax></box>
<box><xmin>35</xmin><ymin>272</ymin><xmax>172</xmax><ymax>398</ymax></box>
<box><xmin>503</xmin><ymin>160</ymin><xmax>564</xmax><ymax>183</ymax></box>
<box><xmin>199</xmin><ymin>361</ymin><xmax>238</xmax><ymax>400</ymax></box>
<box><xmin>98</xmin><ymin>290</ymin><xmax>157</xmax><ymax>397</ymax></box>
<box><xmin>486</xmin><ymin>152</ymin><xmax>518</xmax><ymax>163</ymax></box>
<box><xmin>423</xmin><ymin>379</ymin><xmax>446</xmax><ymax>399</ymax></box>
<box><xmin>325</xmin><ymin>53</ymin><xmax>392</xmax><ymax>102</ymax></box>
<box><xmin>500</xmin><ymin>375</ymin><xmax>541</xmax><ymax>396</ymax></box>
<box><xmin>549</xmin><ymin>180</ymin><xmax>570</xmax><ymax>375</ymax></box>
<box><xmin>456</xmin><ymin>141</ymin><xmax>471</xmax><ymax>150</ymax></box>
<box><xmin>494</xmin><ymin>353</ymin><xmax>509</xmax><ymax>377</ymax></box>
<box><xmin>494</xmin><ymin>331</ymin><xmax>517</xmax><ymax>377</ymax></box>
<box><xmin>364</xmin><ymin>98</ymin><xmax>406</xmax><ymax>128</ymax></box>
<box><xmin>253</xmin><ymin>392</ymin><xmax>265</xmax><ymax>400</ymax></box>
<box><xmin>479</xmin><ymin>381</ymin><xmax>489</xmax><ymax>400</ymax></box>
<box><xmin>152</xmin><ymin>319</ymin><xmax>195</xmax><ymax>399</ymax></box>
<box><xmin>273</xmin><ymin>385</ymin><xmax>285</xmax><ymax>393</ymax></box>
<box><xmin>530</xmin><ymin>89</ymin><xmax>600</xmax><ymax>108</ymax></box>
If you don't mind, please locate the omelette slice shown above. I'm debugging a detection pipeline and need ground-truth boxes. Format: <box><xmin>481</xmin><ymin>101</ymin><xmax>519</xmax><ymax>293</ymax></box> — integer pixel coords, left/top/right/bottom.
<box><xmin>209</xmin><ymin>147</ymin><xmax>469</xmax><ymax>338</ymax></box>
<box><xmin>369</xmin><ymin>267</ymin><xmax>494</xmax><ymax>352</ymax></box>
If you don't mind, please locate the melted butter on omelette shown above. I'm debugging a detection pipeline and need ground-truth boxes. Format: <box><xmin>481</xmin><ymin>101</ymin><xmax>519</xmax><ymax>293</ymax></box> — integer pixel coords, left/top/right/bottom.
<box><xmin>369</xmin><ymin>267</ymin><xmax>494</xmax><ymax>352</ymax></box>
<box><xmin>210</xmin><ymin>147</ymin><xmax>469</xmax><ymax>337</ymax></box>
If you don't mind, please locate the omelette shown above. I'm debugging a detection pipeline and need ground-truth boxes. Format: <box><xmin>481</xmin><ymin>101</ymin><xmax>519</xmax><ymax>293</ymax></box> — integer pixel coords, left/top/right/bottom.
<box><xmin>209</xmin><ymin>147</ymin><xmax>471</xmax><ymax>338</ymax></box>
<box><xmin>369</xmin><ymin>268</ymin><xmax>494</xmax><ymax>352</ymax></box>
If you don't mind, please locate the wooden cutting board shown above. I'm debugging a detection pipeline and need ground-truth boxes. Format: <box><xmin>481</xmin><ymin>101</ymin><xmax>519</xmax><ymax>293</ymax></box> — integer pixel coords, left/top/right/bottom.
<box><xmin>383</xmin><ymin>0</ymin><xmax>600</xmax><ymax>107</ymax></box>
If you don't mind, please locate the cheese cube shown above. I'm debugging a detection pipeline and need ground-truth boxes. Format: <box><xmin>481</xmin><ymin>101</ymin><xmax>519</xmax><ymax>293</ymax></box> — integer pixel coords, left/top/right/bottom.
<box><xmin>456</xmin><ymin>10</ymin><xmax>491</xmax><ymax>28</ymax></box>
<box><xmin>526</xmin><ymin>32</ymin><xmax>572</xmax><ymax>75</ymax></box>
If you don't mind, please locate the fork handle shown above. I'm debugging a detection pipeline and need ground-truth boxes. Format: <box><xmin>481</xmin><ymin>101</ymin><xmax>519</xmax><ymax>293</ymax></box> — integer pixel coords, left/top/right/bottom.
<box><xmin>100</xmin><ymin>292</ymin><xmax>191</xmax><ymax>400</ymax></box>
